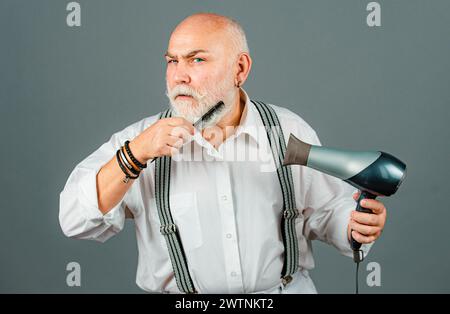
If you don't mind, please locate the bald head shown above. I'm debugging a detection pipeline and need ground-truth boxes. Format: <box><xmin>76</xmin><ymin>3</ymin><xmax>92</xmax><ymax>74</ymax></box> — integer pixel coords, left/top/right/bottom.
<box><xmin>171</xmin><ymin>13</ymin><xmax>249</xmax><ymax>57</ymax></box>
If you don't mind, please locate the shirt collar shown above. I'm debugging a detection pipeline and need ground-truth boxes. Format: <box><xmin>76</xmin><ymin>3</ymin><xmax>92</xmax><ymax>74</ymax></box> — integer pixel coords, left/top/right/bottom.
<box><xmin>234</xmin><ymin>88</ymin><xmax>261</xmax><ymax>144</ymax></box>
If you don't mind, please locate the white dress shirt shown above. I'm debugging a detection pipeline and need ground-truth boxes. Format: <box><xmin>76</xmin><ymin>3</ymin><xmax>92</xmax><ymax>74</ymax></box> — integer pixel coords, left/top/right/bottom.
<box><xmin>59</xmin><ymin>89</ymin><xmax>372</xmax><ymax>294</ymax></box>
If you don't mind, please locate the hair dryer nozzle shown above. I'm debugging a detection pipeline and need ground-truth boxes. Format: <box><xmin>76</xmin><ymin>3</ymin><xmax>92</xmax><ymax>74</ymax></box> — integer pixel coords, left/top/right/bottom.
<box><xmin>283</xmin><ymin>134</ymin><xmax>311</xmax><ymax>166</ymax></box>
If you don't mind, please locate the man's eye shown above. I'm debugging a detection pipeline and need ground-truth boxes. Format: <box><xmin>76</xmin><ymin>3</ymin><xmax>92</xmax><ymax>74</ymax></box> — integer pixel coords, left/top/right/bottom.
<box><xmin>193</xmin><ymin>58</ymin><xmax>204</xmax><ymax>63</ymax></box>
<box><xmin>167</xmin><ymin>59</ymin><xmax>178</xmax><ymax>64</ymax></box>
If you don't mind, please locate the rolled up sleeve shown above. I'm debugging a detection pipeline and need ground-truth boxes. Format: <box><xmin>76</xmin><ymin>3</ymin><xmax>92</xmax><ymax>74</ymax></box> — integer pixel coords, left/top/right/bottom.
<box><xmin>59</xmin><ymin>126</ymin><xmax>138</xmax><ymax>243</ymax></box>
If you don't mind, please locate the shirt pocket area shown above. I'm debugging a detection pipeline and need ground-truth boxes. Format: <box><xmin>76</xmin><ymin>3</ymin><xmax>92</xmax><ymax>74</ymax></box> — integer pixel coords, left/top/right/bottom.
<box><xmin>162</xmin><ymin>192</ymin><xmax>203</xmax><ymax>252</ymax></box>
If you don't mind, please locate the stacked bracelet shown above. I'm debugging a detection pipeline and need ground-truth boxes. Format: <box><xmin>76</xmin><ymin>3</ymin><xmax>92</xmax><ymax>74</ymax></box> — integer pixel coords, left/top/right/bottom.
<box><xmin>124</xmin><ymin>140</ymin><xmax>147</xmax><ymax>170</ymax></box>
<box><xmin>119</xmin><ymin>146</ymin><xmax>140</xmax><ymax>175</ymax></box>
<box><xmin>116</xmin><ymin>140</ymin><xmax>148</xmax><ymax>183</ymax></box>
<box><xmin>116</xmin><ymin>150</ymin><xmax>139</xmax><ymax>183</ymax></box>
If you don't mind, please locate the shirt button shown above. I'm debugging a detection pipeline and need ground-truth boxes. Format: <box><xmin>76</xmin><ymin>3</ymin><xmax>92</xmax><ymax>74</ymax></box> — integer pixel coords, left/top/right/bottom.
<box><xmin>226</xmin><ymin>233</ymin><xmax>232</xmax><ymax>239</ymax></box>
<box><xmin>230</xmin><ymin>271</ymin><xmax>237</xmax><ymax>277</ymax></box>
<box><xmin>221</xmin><ymin>195</ymin><xmax>228</xmax><ymax>201</ymax></box>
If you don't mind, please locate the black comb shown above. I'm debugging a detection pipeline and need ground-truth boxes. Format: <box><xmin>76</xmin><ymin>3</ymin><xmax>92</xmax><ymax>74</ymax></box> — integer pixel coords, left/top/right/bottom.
<box><xmin>193</xmin><ymin>101</ymin><xmax>225</xmax><ymax>129</ymax></box>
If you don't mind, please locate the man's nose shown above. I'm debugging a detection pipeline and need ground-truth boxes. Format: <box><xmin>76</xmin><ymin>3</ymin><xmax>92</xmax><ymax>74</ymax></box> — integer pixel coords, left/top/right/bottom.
<box><xmin>173</xmin><ymin>62</ymin><xmax>191</xmax><ymax>85</ymax></box>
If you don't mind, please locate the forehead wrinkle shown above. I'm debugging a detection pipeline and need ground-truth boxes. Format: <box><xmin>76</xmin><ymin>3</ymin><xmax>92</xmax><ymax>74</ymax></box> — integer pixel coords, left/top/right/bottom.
<box><xmin>165</xmin><ymin>49</ymin><xmax>210</xmax><ymax>59</ymax></box>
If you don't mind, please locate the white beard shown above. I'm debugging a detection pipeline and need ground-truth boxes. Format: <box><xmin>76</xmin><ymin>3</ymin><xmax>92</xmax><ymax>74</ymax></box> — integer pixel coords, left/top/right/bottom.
<box><xmin>166</xmin><ymin>75</ymin><xmax>236</xmax><ymax>129</ymax></box>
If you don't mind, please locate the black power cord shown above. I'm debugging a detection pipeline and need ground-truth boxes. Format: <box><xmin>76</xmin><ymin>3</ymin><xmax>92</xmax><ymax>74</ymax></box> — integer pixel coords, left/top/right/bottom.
<box><xmin>355</xmin><ymin>260</ymin><xmax>360</xmax><ymax>294</ymax></box>
<box><xmin>353</xmin><ymin>250</ymin><xmax>364</xmax><ymax>294</ymax></box>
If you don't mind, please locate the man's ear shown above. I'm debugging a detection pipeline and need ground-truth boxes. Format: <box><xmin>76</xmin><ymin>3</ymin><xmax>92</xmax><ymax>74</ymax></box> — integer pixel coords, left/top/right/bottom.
<box><xmin>235</xmin><ymin>52</ymin><xmax>252</xmax><ymax>87</ymax></box>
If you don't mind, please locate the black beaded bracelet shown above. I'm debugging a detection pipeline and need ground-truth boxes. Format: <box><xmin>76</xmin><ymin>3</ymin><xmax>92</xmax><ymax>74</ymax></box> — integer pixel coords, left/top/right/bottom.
<box><xmin>116</xmin><ymin>149</ymin><xmax>139</xmax><ymax>183</ymax></box>
<box><xmin>120</xmin><ymin>147</ymin><xmax>141</xmax><ymax>175</ymax></box>
<box><xmin>124</xmin><ymin>140</ymin><xmax>147</xmax><ymax>170</ymax></box>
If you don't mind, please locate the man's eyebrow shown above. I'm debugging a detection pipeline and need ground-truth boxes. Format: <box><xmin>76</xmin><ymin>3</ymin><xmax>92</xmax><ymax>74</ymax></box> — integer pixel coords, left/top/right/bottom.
<box><xmin>164</xmin><ymin>49</ymin><xmax>210</xmax><ymax>59</ymax></box>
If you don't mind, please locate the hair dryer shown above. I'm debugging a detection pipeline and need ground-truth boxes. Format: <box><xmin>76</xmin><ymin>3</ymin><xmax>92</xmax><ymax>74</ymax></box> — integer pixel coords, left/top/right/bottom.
<box><xmin>282</xmin><ymin>134</ymin><xmax>407</xmax><ymax>262</ymax></box>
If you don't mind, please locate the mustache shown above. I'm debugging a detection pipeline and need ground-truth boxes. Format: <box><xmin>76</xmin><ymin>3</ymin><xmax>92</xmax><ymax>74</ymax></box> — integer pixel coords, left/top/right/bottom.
<box><xmin>166</xmin><ymin>85</ymin><xmax>206</xmax><ymax>101</ymax></box>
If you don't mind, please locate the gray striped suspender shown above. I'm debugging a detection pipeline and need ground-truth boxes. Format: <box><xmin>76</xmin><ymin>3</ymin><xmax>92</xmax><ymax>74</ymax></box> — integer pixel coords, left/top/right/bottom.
<box><xmin>154</xmin><ymin>108</ymin><xmax>197</xmax><ymax>294</ymax></box>
<box><xmin>251</xmin><ymin>100</ymin><xmax>300</xmax><ymax>284</ymax></box>
<box><xmin>154</xmin><ymin>101</ymin><xmax>299</xmax><ymax>293</ymax></box>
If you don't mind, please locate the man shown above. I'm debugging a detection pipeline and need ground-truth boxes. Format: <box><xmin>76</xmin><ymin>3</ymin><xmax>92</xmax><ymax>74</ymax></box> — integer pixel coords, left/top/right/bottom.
<box><xmin>59</xmin><ymin>13</ymin><xmax>387</xmax><ymax>294</ymax></box>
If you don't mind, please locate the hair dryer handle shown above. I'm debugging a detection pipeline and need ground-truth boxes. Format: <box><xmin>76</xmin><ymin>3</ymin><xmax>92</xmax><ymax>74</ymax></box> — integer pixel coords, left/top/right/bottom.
<box><xmin>351</xmin><ymin>190</ymin><xmax>377</xmax><ymax>252</ymax></box>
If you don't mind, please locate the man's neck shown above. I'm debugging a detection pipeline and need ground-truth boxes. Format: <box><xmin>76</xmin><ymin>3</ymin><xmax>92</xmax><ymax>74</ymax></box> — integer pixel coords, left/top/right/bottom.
<box><xmin>201</xmin><ymin>88</ymin><xmax>245</xmax><ymax>148</ymax></box>
<box><xmin>218</xmin><ymin>89</ymin><xmax>245</xmax><ymax>128</ymax></box>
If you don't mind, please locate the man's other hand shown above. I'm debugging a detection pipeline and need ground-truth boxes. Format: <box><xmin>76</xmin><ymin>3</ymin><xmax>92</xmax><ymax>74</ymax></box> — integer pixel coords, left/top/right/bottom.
<box><xmin>347</xmin><ymin>191</ymin><xmax>387</xmax><ymax>244</ymax></box>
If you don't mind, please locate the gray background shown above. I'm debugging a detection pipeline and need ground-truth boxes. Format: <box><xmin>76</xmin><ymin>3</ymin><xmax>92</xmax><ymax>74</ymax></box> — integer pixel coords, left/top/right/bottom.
<box><xmin>0</xmin><ymin>0</ymin><xmax>449</xmax><ymax>293</ymax></box>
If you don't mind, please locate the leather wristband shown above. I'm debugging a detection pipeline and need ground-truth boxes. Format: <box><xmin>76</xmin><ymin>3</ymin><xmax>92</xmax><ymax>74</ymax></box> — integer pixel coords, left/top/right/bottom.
<box><xmin>124</xmin><ymin>140</ymin><xmax>147</xmax><ymax>170</ymax></box>
<box><xmin>116</xmin><ymin>149</ymin><xmax>139</xmax><ymax>183</ymax></box>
